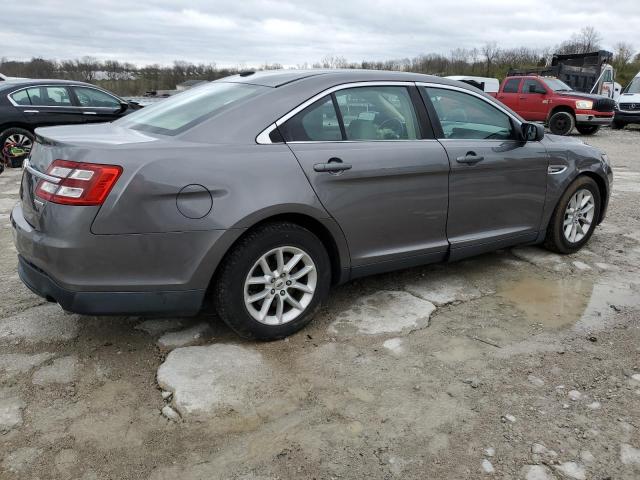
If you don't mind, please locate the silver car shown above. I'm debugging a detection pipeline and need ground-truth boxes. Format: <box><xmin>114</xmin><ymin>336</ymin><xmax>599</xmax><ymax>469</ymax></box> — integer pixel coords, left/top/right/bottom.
<box><xmin>11</xmin><ymin>70</ymin><xmax>613</xmax><ymax>339</ymax></box>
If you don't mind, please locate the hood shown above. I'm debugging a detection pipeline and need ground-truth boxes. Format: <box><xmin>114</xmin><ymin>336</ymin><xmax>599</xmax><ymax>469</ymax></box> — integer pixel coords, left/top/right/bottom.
<box><xmin>34</xmin><ymin>123</ymin><xmax>160</xmax><ymax>148</ymax></box>
<box><xmin>618</xmin><ymin>92</ymin><xmax>640</xmax><ymax>105</ymax></box>
<box><xmin>541</xmin><ymin>133</ymin><xmax>586</xmax><ymax>145</ymax></box>
<box><xmin>555</xmin><ymin>91</ymin><xmax>609</xmax><ymax>101</ymax></box>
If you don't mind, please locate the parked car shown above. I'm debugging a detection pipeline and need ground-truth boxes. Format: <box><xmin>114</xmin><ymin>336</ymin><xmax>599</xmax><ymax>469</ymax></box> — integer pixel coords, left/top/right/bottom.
<box><xmin>495</xmin><ymin>75</ymin><xmax>616</xmax><ymax>135</ymax></box>
<box><xmin>445</xmin><ymin>76</ymin><xmax>500</xmax><ymax>95</ymax></box>
<box><xmin>613</xmin><ymin>71</ymin><xmax>640</xmax><ymax>129</ymax></box>
<box><xmin>11</xmin><ymin>70</ymin><xmax>612</xmax><ymax>340</ymax></box>
<box><xmin>0</xmin><ymin>80</ymin><xmax>141</xmax><ymax>167</ymax></box>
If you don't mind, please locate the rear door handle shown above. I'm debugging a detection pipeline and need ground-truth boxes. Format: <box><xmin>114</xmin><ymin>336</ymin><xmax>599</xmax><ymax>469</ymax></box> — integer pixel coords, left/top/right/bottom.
<box><xmin>456</xmin><ymin>153</ymin><xmax>484</xmax><ymax>164</ymax></box>
<box><xmin>313</xmin><ymin>158</ymin><xmax>352</xmax><ymax>173</ymax></box>
<box><xmin>83</xmin><ymin>111</ymin><xmax>97</xmax><ymax>115</ymax></box>
<box><xmin>24</xmin><ymin>109</ymin><xmax>39</xmax><ymax>114</ymax></box>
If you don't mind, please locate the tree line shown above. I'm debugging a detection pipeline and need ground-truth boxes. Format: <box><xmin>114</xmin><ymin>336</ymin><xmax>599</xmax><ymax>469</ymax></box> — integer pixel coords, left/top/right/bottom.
<box><xmin>1</xmin><ymin>27</ymin><xmax>638</xmax><ymax>96</ymax></box>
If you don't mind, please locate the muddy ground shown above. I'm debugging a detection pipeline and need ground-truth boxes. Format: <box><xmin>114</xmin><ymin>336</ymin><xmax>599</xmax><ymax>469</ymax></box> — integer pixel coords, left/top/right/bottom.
<box><xmin>1</xmin><ymin>127</ymin><xmax>639</xmax><ymax>480</ymax></box>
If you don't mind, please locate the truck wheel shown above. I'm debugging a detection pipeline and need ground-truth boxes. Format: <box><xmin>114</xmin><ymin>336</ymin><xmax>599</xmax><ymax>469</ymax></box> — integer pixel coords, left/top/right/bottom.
<box><xmin>548</xmin><ymin>111</ymin><xmax>575</xmax><ymax>136</ymax></box>
<box><xmin>611</xmin><ymin>121</ymin><xmax>626</xmax><ymax>130</ymax></box>
<box><xmin>213</xmin><ymin>222</ymin><xmax>331</xmax><ymax>340</ymax></box>
<box><xmin>575</xmin><ymin>125</ymin><xmax>600</xmax><ymax>135</ymax></box>
<box><xmin>544</xmin><ymin>176</ymin><xmax>601</xmax><ymax>254</ymax></box>
<box><xmin>1</xmin><ymin>128</ymin><xmax>34</xmax><ymax>168</ymax></box>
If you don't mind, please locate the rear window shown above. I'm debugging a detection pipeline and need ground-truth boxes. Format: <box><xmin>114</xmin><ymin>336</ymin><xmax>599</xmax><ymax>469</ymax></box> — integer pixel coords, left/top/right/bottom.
<box><xmin>117</xmin><ymin>82</ymin><xmax>266</xmax><ymax>135</ymax></box>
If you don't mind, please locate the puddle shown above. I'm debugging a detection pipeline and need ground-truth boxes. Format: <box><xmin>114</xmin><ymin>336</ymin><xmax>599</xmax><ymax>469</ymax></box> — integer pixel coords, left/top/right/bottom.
<box><xmin>497</xmin><ymin>273</ymin><xmax>640</xmax><ymax>332</ymax></box>
<box><xmin>497</xmin><ymin>277</ymin><xmax>593</xmax><ymax>329</ymax></box>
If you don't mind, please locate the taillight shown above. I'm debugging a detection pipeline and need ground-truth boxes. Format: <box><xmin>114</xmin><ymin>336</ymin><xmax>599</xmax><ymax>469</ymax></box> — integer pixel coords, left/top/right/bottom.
<box><xmin>35</xmin><ymin>159</ymin><xmax>122</xmax><ymax>206</ymax></box>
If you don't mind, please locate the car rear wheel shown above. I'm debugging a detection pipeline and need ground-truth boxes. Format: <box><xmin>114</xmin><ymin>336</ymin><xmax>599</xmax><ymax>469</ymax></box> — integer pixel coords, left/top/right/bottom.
<box><xmin>575</xmin><ymin>125</ymin><xmax>600</xmax><ymax>135</ymax></box>
<box><xmin>544</xmin><ymin>176</ymin><xmax>601</xmax><ymax>254</ymax></box>
<box><xmin>548</xmin><ymin>111</ymin><xmax>575</xmax><ymax>136</ymax></box>
<box><xmin>1</xmin><ymin>128</ymin><xmax>34</xmax><ymax>168</ymax></box>
<box><xmin>214</xmin><ymin>222</ymin><xmax>331</xmax><ymax>340</ymax></box>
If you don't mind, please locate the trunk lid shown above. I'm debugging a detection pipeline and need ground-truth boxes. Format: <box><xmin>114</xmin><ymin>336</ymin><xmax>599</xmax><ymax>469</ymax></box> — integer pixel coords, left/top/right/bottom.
<box><xmin>20</xmin><ymin>123</ymin><xmax>159</xmax><ymax>230</ymax></box>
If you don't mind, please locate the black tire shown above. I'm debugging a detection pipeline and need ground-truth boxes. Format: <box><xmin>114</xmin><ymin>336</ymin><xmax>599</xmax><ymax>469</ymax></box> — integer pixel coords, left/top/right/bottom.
<box><xmin>544</xmin><ymin>176</ymin><xmax>601</xmax><ymax>254</ymax></box>
<box><xmin>611</xmin><ymin>121</ymin><xmax>626</xmax><ymax>130</ymax></box>
<box><xmin>1</xmin><ymin>127</ymin><xmax>34</xmax><ymax>168</ymax></box>
<box><xmin>575</xmin><ymin>125</ymin><xmax>600</xmax><ymax>135</ymax></box>
<box><xmin>548</xmin><ymin>111</ymin><xmax>575</xmax><ymax>136</ymax></box>
<box><xmin>213</xmin><ymin>222</ymin><xmax>331</xmax><ymax>340</ymax></box>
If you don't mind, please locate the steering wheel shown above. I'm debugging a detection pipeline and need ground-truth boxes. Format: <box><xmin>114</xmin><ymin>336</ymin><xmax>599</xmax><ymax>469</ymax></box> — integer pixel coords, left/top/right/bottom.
<box><xmin>377</xmin><ymin>118</ymin><xmax>404</xmax><ymax>139</ymax></box>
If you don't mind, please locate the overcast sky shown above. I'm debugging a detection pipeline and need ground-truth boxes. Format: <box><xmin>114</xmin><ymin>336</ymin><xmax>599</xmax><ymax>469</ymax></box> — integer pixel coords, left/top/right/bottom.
<box><xmin>2</xmin><ymin>0</ymin><xmax>639</xmax><ymax>67</ymax></box>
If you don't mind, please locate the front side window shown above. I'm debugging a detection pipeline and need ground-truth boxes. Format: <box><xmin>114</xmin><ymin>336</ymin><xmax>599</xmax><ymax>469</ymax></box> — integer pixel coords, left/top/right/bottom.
<box><xmin>521</xmin><ymin>79</ymin><xmax>545</xmax><ymax>94</ymax></box>
<box><xmin>423</xmin><ymin>87</ymin><xmax>514</xmax><ymax>140</ymax></box>
<box><xmin>74</xmin><ymin>87</ymin><xmax>121</xmax><ymax>108</ymax></box>
<box><xmin>503</xmin><ymin>78</ymin><xmax>521</xmax><ymax>93</ymax></box>
<box><xmin>334</xmin><ymin>86</ymin><xmax>420</xmax><ymax>140</ymax></box>
<box><xmin>279</xmin><ymin>96</ymin><xmax>341</xmax><ymax>142</ymax></box>
<box><xmin>118</xmin><ymin>82</ymin><xmax>266</xmax><ymax>135</ymax></box>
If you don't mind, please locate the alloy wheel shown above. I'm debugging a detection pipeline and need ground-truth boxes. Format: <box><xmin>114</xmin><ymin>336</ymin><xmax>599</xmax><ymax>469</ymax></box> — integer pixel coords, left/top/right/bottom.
<box><xmin>2</xmin><ymin>134</ymin><xmax>33</xmax><ymax>159</ymax></box>
<box><xmin>243</xmin><ymin>246</ymin><xmax>317</xmax><ymax>325</ymax></box>
<box><xmin>563</xmin><ymin>188</ymin><xmax>595</xmax><ymax>243</ymax></box>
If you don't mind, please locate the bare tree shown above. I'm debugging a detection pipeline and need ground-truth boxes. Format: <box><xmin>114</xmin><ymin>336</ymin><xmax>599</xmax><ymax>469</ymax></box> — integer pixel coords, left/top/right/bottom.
<box><xmin>613</xmin><ymin>42</ymin><xmax>635</xmax><ymax>66</ymax></box>
<box><xmin>481</xmin><ymin>42</ymin><xmax>499</xmax><ymax>76</ymax></box>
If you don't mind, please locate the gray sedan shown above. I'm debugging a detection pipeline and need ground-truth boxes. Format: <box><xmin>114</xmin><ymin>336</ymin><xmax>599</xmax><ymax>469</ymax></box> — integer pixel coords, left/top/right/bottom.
<box><xmin>11</xmin><ymin>70</ymin><xmax>613</xmax><ymax>339</ymax></box>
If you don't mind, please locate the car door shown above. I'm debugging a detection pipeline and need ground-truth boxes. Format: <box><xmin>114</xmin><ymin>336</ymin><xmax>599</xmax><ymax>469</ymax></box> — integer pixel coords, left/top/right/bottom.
<box><xmin>496</xmin><ymin>78</ymin><xmax>522</xmax><ymax>112</ymax></box>
<box><xmin>10</xmin><ymin>85</ymin><xmax>84</xmax><ymax>127</ymax></box>
<box><xmin>279</xmin><ymin>83</ymin><xmax>450</xmax><ymax>270</ymax></box>
<box><xmin>71</xmin><ymin>86</ymin><xmax>125</xmax><ymax>123</ymax></box>
<box><xmin>419</xmin><ymin>84</ymin><xmax>548</xmax><ymax>259</ymax></box>
<box><xmin>519</xmin><ymin>78</ymin><xmax>550</xmax><ymax>121</ymax></box>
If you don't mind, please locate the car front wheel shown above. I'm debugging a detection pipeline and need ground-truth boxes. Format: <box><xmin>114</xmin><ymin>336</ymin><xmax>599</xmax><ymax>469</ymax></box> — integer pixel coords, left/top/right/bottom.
<box><xmin>544</xmin><ymin>176</ymin><xmax>601</xmax><ymax>254</ymax></box>
<box><xmin>611</xmin><ymin>121</ymin><xmax>626</xmax><ymax>130</ymax></box>
<box><xmin>214</xmin><ymin>222</ymin><xmax>331</xmax><ymax>340</ymax></box>
<box><xmin>548</xmin><ymin>111</ymin><xmax>575</xmax><ymax>136</ymax></box>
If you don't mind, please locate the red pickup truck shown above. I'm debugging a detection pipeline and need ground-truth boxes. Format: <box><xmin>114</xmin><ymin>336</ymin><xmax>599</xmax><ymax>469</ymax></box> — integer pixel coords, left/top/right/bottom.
<box><xmin>494</xmin><ymin>75</ymin><xmax>616</xmax><ymax>135</ymax></box>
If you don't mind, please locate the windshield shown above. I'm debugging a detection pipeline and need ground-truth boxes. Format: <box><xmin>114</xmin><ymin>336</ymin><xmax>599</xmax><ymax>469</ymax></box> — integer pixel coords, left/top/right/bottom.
<box><xmin>543</xmin><ymin>78</ymin><xmax>572</xmax><ymax>92</ymax></box>
<box><xmin>117</xmin><ymin>82</ymin><xmax>266</xmax><ymax>135</ymax></box>
<box><xmin>626</xmin><ymin>77</ymin><xmax>640</xmax><ymax>94</ymax></box>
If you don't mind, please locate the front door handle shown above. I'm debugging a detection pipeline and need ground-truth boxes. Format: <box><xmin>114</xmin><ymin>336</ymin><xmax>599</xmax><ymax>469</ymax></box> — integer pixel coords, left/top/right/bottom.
<box><xmin>456</xmin><ymin>153</ymin><xmax>484</xmax><ymax>164</ymax></box>
<box><xmin>83</xmin><ymin>111</ymin><xmax>97</xmax><ymax>115</ymax></box>
<box><xmin>313</xmin><ymin>158</ymin><xmax>352</xmax><ymax>173</ymax></box>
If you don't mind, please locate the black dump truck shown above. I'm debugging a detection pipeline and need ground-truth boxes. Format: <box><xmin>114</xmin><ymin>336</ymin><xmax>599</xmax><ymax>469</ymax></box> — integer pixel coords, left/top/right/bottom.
<box><xmin>507</xmin><ymin>50</ymin><xmax>617</xmax><ymax>99</ymax></box>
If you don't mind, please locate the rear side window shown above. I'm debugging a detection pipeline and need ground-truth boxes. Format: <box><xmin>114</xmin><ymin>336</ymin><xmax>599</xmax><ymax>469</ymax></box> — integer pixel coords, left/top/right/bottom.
<box><xmin>334</xmin><ymin>86</ymin><xmax>420</xmax><ymax>140</ymax></box>
<box><xmin>279</xmin><ymin>96</ymin><xmax>342</xmax><ymax>142</ymax></box>
<box><xmin>422</xmin><ymin>87</ymin><xmax>514</xmax><ymax>140</ymax></box>
<box><xmin>118</xmin><ymin>82</ymin><xmax>265</xmax><ymax>135</ymax></box>
<box><xmin>74</xmin><ymin>87</ymin><xmax>121</xmax><ymax>108</ymax></box>
<box><xmin>10</xmin><ymin>89</ymin><xmax>31</xmax><ymax>105</ymax></box>
<box><xmin>503</xmin><ymin>78</ymin><xmax>521</xmax><ymax>93</ymax></box>
<box><xmin>13</xmin><ymin>86</ymin><xmax>72</xmax><ymax>106</ymax></box>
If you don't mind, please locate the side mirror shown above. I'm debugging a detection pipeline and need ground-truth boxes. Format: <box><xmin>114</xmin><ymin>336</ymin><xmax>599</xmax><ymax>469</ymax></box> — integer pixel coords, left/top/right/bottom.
<box><xmin>521</xmin><ymin>122</ymin><xmax>544</xmax><ymax>142</ymax></box>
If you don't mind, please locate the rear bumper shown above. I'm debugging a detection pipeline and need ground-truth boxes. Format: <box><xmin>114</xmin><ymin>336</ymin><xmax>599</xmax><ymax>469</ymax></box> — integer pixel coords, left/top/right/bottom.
<box><xmin>10</xmin><ymin>201</ymin><xmax>238</xmax><ymax>316</ymax></box>
<box><xmin>18</xmin><ymin>255</ymin><xmax>205</xmax><ymax>316</ymax></box>
<box><xmin>575</xmin><ymin>113</ymin><xmax>613</xmax><ymax>125</ymax></box>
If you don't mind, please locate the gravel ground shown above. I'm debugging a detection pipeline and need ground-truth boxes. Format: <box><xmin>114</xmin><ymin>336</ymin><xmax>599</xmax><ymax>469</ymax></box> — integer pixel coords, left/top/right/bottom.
<box><xmin>1</xmin><ymin>127</ymin><xmax>639</xmax><ymax>480</ymax></box>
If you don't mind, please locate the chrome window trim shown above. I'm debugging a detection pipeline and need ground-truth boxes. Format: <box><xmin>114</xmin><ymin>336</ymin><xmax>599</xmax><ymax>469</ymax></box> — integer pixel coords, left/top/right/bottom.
<box><xmin>7</xmin><ymin>84</ymin><xmax>123</xmax><ymax>109</ymax></box>
<box><xmin>415</xmin><ymin>81</ymin><xmax>523</xmax><ymax>127</ymax></box>
<box><xmin>256</xmin><ymin>81</ymin><xmax>417</xmax><ymax>145</ymax></box>
<box><xmin>285</xmin><ymin>139</ymin><xmax>440</xmax><ymax>145</ymax></box>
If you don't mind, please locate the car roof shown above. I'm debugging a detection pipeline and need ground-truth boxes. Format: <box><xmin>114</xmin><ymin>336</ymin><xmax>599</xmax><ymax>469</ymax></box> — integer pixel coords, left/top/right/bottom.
<box><xmin>219</xmin><ymin>69</ymin><xmax>448</xmax><ymax>88</ymax></box>
<box><xmin>0</xmin><ymin>79</ymin><xmax>96</xmax><ymax>93</ymax></box>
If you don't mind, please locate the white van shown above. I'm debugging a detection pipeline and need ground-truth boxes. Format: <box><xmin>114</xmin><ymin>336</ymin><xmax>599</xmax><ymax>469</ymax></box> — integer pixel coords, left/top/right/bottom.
<box><xmin>614</xmin><ymin>71</ymin><xmax>640</xmax><ymax>129</ymax></box>
<box><xmin>445</xmin><ymin>76</ymin><xmax>500</xmax><ymax>95</ymax></box>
